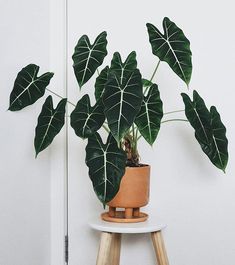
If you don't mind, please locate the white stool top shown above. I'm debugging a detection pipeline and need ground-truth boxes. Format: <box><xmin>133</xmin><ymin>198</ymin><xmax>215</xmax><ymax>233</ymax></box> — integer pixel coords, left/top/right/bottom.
<box><xmin>89</xmin><ymin>216</ymin><xmax>166</xmax><ymax>234</ymax></box>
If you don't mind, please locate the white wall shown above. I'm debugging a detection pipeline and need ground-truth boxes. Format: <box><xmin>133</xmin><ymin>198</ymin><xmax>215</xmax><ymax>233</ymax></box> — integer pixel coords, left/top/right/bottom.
<box><xmin>66</xmin><ymin>0</ymin><xmax>235</xmax><ymax>265</ymax></box>
<box><xmin>0</xmin><ymin>1</ymin><xmax>51</xmax><ymax>265</ymax></box>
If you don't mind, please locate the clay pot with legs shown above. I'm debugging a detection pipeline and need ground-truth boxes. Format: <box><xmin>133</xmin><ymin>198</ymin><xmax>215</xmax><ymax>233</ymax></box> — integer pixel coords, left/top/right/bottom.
<box><xmin>101</xmin><ymin>165</ymin><xmax>150</xmax><ymax>223</ymax></box>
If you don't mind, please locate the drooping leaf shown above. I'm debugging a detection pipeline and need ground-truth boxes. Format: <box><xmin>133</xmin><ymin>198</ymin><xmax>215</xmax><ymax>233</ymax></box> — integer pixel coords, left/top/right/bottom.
<box><xmin>103</xmin><ymin>69</ymin><xmax>143</xmax><ymax>143</ymax></box>
<box><xmin>135</xmin><ymin>84</ymin><xmax>163</xmax><ymax>145</ymax></box>
<box><xmin>147</xmin><ymin>17</ymin><xmax>192</xmax><ymax>85</ymax></box>
<box><xmin>95</xmin><ymin>66</ymin><xmax>109</xmax><ymax>101</ymax></box>
<box><xmin>34</xmin><ymin>96</ymin><xmax>67</xmax><ymax>157</ymax></box>
<box><xmin>70</xmin><ymin>95</ymin><xmax>105</xmax><ymax>138</ymax></box>
<box><xmin>209</xmin><ymin>106</ymin><xmax>228</xmax><ymax>172</ymax></box>
<box><xmin>9</xmin><ymin>64</ymin><xmax>54</xmax><ymax>111</ymax></box>
<box><xmin>182</xmin><ymin>91</ymin><xmax>228</xmax><ymax>172</ymax></box>
<box><xmin>72</xmin><ymin>31</ymin><xmax>108</xmax><ymax>88</ymax></box>
<box><xmin>110</xmin><ymin>51</ymin><xmax>137</xmax><ymax>84</ymax></box>
<box><xmin>85</xmin><ymin>132</ymin><xmax>126</xmax><ymax>204</ymax></box>
<box><xmin>182</xmin><ymin>91</ymin><xmax>211</xmax><ymax>146</ymax></box>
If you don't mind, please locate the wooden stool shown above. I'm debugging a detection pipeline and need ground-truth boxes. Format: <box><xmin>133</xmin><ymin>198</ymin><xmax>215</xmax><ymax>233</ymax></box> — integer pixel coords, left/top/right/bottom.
<box><xmin>89</xmin><ymin>217</ymin><xmax>169</xmax><ymax>265</ymax></box>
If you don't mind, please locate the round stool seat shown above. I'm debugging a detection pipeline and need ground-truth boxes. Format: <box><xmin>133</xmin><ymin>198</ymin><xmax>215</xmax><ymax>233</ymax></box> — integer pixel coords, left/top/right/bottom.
<box><xmin>90</xmin><ymin>216</ymin><xmax>169</xmax><ymax>265</ymax></box>
<box><xmin>89</xmin><ymin>216</ymin><xmax>166</xmax><ymax>234</ymax></box>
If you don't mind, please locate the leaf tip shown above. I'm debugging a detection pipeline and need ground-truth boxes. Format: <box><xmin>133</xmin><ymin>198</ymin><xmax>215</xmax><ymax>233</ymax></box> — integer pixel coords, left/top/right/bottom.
<box><xmin>102</xmin><ymin>31</ymin><xmax>107</xmax><ymax>36</ymax></box>
<box><xmin>221</xmin><ymin>166</ymin><xmax>227</xmax><ymax>174</ymax></box>
<box><xmin>163</xmin><ymin>17</ymin><xmax>170</xmax><ymax>22</ymax></box>
<box><xmin>50</xmin><ymin>72</ymin><xmax>54</xmax><ymax>78</ymax></box>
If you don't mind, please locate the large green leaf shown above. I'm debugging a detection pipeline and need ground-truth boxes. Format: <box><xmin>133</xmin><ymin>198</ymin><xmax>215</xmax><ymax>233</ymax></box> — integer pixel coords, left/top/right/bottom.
<box><xmin>9</xmin><ymin>64</ymin><xmax>54</xmax><ymax>111</ymax></box>
<box><xmin>135</xmin><ymin>84</ymin><xmax>163</xmax><ymax>145</ymax></box>
<box><xmin>209</xmin><ymin>106</ymin><xmax>228</xmax><ymax>171</ymax></box>
<box><xmin>182</xmin><ymin>91</ymin><xmax>228</xmax><ymax>172</ymax></box>
<box><xmin>147</xmin><ymin>17</ymin><xmax>192</xmax><ymax>85</ymax></box>
<box><xmin>72</xmin><ymin>31</ymin><xmax>108</xmax><ymax>88</ymax></box>
<box><xmin>103</xmin><ymin>69</ymin><xmax>143</xmax><ymax>143</ymax></box>
<box><xmin>34</xmin><ymin>96</ymin><xmax>67</xmax><ymax>157</ymax></box>
<box><xmin>182</xmin><ymin>91</ymin><xmax>211</xmax><ymax>146</ymax></box>
<box><xmin>95</xmin><ymin>66</ymin><xmax>109</xmax><ymax>101</ymax></box>
<box><xmin>85</xmin><ymin>132</ymin><xmax>126</xmax><ymax>204</ymax></box>
<box><xmin>70</xmin><ymin>94</ymin><xmax>105</xmax><ymax>138</ymax></box>
<box><xmin>110</xmin><ymin>51</ymin><xmax>137</xmax><ymax>83</ymax></box>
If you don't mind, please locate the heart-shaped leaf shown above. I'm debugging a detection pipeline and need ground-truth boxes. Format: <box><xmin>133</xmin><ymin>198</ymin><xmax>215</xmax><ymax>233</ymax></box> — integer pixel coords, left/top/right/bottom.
<box><xmin>9</xmin><ymin>64</ymin><xmax>54</xmax><ymax>111</ymax></box>
<box><xmin>182</xmin><ymin>91</ymin><xmax>228</xmax><ymax>172</ymax></box>
<box><xmin>95</xmin><ymin>66</ymin><xmax>109</xmax><ymax>101</ymax></box>
<box><xmin>103</xmin><ymin>69</ymin><xmax>143</xmax><ymax>143</ymax></box>
<box><xmin>34</xmin><ymin>96</ymin><xmax>67</xmax><ymax>157</ymax></box>
<box><xmin>110</xmin><ymin>51</ymin><xmax>137</xmax><ymax>84</ymax></box>
<box><xmin>85</xmin><ymin>132</ymin><xmax>126</xmax><ymax>204</ymax></box>
<box><xmin>72</xmin><ymin>31</ymin><xmax>108</xmax><ymax>88</ymax></box>
<box><xmin>70</xmin><ymin>95</ymin><xmax>105</xmax><ymax>138</ymax></box>
<box><xmin>135</xmin><ymin>84</ymin><xmax>163</xmax><ymax>145</ymax></box>
<box><xmin>147</xmin><ymin>17</ymin><xmax>192</xmax><ymax>85</ymax></box>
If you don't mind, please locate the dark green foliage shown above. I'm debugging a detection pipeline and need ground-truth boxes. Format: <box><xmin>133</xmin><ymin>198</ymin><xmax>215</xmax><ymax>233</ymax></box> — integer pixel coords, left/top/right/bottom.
<box><xmin>103</xmin><ymin>69</ymin><xmax>143</xmax><ymax>143</ymax></box>
<box><xmin>85</xmin><ymin>133</ymin><xmax>126</xmax><ymax>204</ymax></box>
<box><xmin>135</xmin><ymin>84</ymin><xmax>163</xmax><ymax>145</ymax></box>
<box><xmin>70</xmin><ymin>95</ymin><xmax>105</xmax><ymax>138</ymax></box>
<box><xmin>182</xmin><ymin>91</ymin><xmax>228</xmax><ymax>172</ymax></box>
<box><xmin>72</xmin><ymin>31</ymin><xmax>108</xmax><ymax>88</ymax></box>
<box><xmin>147</xmin><ymin>17</ymin><xmax>192</xmax><ymax>85</ymax></box>
<box><xmin>34</xmin><ymin>96</ymin><xmax>67</xmax><ymax>157</ymax></box>
<box><xmin>9</xmin><ymin>64</ymin><xmax>53</xmax><ymax>111</ymax></box>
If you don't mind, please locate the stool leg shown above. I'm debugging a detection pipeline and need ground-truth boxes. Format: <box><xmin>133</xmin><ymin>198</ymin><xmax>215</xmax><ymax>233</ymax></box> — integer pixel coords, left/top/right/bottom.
<box><xmin>96</xmin><ymin>232</ymin><xmax>112</xmax><ymax>265</ymax></box>
<box><xmin>109</xmin><ymin>233</ymin><xmax>122</xmax><ymax>265</ymax></box>
<box><xmin>151</xmin><ymin>231</ymin><xmax>169</xmax><ymax>265</ymax></box>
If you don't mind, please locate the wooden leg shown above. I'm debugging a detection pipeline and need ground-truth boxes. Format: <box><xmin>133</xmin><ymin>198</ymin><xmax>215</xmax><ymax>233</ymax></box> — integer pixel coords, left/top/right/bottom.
<box><xmin>125</xmin><ymin>208</ymin><xmax>133</xmax><ymax>218</ymax></box>
<box><xmin>151</xmin><ymin>231</ymin><xmax>169</xmax><ymax>265</ymax></box>
<box><xmin>96</xmin><ymin>232</ymin><xmax>113</xmax><ymax>265</ymax></box>
<box><xmin>109</xmin><ymin>233</ymin><xmax>122</xmax><ymax>265</ymax></box>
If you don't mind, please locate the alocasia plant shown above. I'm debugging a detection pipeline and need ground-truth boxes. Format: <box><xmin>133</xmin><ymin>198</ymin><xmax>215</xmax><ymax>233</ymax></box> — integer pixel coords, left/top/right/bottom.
<box><xmin>9</xmin><ymin>17</ymin><xmax>229</xmax><ymax>205</ymax></box>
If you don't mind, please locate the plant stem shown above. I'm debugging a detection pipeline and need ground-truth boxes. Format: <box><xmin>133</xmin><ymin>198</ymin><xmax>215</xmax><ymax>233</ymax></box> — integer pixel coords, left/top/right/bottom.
<box><xmin>164</xmin><ymin>109</ymin><xmax>185</xmax><ymax>115</ymax></box>
<box><xmin>132</xmin><ymin>124</ymin><xmax>135</xmax><ymax>143</ymax></box>
<box><xmin>135</xmin><ymin>127</ymin><xmax>139</xmax><ymax>142</ymax></box>
<box><xmin>46</xmin><ymin>88</ymin><xmax>76</xmax><ymax>107</ymax></box>
<box><xmin>161</xmin><ymin>119</ymin><xmax>188</xmax><ymax>124</ymax></box>
<box><xmin>150</xmin><ymin>59</ymin><xmax>161</xmax><ymax>82</ymax></box>
<box><xmin>144</xmin><ymin>59</ymin><xmax>161</xmax><ymax>95</ymax></box>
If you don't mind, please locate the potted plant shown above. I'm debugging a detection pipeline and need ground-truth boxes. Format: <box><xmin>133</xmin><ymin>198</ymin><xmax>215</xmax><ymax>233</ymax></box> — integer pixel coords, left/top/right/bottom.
<box><xmin>8</xmin><ymin>17</ymin><xmax>228</xmax><ymax>223</ymax></box>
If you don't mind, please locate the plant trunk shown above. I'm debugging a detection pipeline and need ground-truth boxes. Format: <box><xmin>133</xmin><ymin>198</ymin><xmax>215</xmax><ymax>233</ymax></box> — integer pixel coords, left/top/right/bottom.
<box><xmin>123</xmin><ymin>135</ymin><xmax>140</xmax><ymax>167</ymax></box>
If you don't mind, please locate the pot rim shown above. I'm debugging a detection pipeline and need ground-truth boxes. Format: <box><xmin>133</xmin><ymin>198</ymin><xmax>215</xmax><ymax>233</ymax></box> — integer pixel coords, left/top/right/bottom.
<box><xmin>125</xmin><ymin>164</ymin><xmax>150</xmax><ymax>169</ymax></box>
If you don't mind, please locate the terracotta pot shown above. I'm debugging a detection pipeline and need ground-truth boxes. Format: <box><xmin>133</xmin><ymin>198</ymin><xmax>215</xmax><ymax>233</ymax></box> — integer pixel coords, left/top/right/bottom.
<box><xmin>108</xmin><ymin>165</ymin><xmax>150</xmax><ymax>208</ymax></box>
<box><xmin>101</xmin><ymin>165</ymin><xmax>150</xmax><ymax>222</ymax></box>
